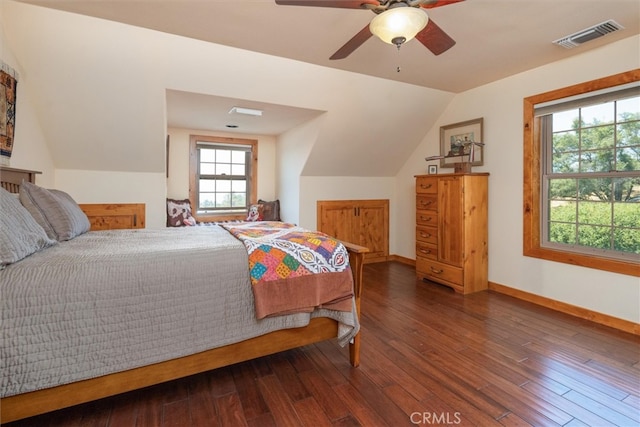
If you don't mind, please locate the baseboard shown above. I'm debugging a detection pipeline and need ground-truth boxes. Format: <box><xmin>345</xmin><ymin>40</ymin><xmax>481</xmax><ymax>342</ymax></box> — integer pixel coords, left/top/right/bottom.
<box><xmin>489</xmin><ymin>281</ymin><xmax>640</xmax><ymax>336</ymax></box>
<box><xmin>384</xmin><ymin>255</ymin><xmax>639</xmax><ymax>336</ymax></box>
<box><xmin>388</xmin><ymin>254</ymin><xmax>415</xmax><ymax>266</ymax></box>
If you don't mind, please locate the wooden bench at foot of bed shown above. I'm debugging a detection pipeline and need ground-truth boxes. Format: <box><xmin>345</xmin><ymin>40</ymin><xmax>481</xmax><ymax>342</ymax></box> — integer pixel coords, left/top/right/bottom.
<box><xmin>0</xmin><ymin>242</ymin><xmax>368</xmax><ymax>424</ymax></box>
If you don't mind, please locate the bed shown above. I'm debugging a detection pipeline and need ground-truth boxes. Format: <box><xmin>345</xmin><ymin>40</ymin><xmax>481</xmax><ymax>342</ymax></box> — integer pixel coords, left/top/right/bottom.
<box><xmin>0</xmin><ymin>167</ymin><xmax>368</xmax><ymax>424</ymax></box>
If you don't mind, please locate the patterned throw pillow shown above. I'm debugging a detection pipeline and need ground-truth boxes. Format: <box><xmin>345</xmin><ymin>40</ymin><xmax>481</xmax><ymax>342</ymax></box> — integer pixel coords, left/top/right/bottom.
<box><xmin>166</xmin><ymin>198</ymin><xmax>196</xmax><ymax>227</ymax></box>
<box><xmin>258</xmin><ymin>199</ymin><xmax>280</xmax><ymax>221</ymax></box>
<box><xmin>246</xmin><ymin>204</ymin><xmax>264</xmax><ymax>221</ymax></box>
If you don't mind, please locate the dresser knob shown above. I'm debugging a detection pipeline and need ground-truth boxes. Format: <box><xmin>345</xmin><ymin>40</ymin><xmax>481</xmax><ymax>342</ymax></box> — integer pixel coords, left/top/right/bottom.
<box><xmin>430</xmin><ymin>267</ymin><xmax>444</xmax><ymax>274</ymax></box>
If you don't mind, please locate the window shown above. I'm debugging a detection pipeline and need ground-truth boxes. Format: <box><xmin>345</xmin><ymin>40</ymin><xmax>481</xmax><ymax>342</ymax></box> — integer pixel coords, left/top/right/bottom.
<box><xmin>189</xmin><ymin>135</ymin><xmax>257</xmax><ymax>221</ymax></box>
<box><xmin>523</xmin><ymin>70</ymin><xmax>640</xmax><ymax>276</ymax></box>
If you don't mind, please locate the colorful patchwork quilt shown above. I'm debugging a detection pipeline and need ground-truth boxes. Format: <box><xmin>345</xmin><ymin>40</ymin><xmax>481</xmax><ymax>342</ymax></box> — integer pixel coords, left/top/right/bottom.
<box><xmin>221</xmin><ymin>221</ymin><xmax>354</xmax><ymax>319</ymax></box>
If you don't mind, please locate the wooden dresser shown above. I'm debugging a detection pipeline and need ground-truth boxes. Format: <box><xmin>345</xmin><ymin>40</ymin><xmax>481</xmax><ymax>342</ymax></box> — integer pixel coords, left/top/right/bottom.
<box><xmin>415</xmin><ymin>173</ymin><xmax>488</xmax><ymax>294</ymax></box>
<box><xmin>79</xmin><ymin>203</ymin><xmax>146</xmax><ymax>230</ymax></box>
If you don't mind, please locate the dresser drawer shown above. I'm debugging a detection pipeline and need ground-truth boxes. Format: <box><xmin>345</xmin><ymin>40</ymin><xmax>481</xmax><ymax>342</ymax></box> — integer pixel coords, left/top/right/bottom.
<box><xmin>416</xmin><ymin>210</ymin><xmax>437</xmax><ymax>226</ymax></box>
<box><xmin>416</xmin><ymin>177</ymin><xmax>438</xmax><ymax>194</ymax></box>
<box><xmin>416</xmin><ymin>195</ymin><xmax>438</xmax><ymax>211</ymax></box>
<box><xmin>416</xmin><ymin>225</ymin><xmax>437</xmax><ymax>244</ymax></box>
<box><xmin>416</xmin><ymin>258</ymin><xmax>463</xmax><ymax>287</ymax></box>
<box><xmin>416</xmin><ymin>242</ymin><xmax>437</xmax><ymax>260</ymax></box>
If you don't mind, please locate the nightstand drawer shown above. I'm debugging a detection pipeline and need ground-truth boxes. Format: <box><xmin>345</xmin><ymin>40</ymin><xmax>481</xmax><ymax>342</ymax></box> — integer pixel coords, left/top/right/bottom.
<box><xmin>416</xmin><ymin>258</ymin><xmax>463</xmax><ymax>286</ymax></box>
<box><xmin>416</xmin><ymin>226</ymin><xmax>437</xmax><ymax>244</ymax></box>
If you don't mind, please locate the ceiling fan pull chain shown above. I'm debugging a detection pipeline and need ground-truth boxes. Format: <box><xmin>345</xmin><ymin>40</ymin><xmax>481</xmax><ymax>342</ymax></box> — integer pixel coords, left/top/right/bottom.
<box><xmin>396</xmin><ymin>43</ymin><xmax>402</xmax><ymax>73</ymax></box>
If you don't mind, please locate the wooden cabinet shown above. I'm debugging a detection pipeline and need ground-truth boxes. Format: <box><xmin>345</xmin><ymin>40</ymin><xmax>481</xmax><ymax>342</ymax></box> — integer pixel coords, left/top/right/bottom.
<box><xmin>415</xmin><ymin>173</ymin><xmax>488</xmax><ymax>294</ymax></box>
<box><xmin>317</xmin><ymin>199</ymin><xmax>389</xmax><ymax>263</ymax></box>
<box><xmin>79</xmin><ymin>203</ymin><xmax>146</xmax><ymax>230</ymax></box>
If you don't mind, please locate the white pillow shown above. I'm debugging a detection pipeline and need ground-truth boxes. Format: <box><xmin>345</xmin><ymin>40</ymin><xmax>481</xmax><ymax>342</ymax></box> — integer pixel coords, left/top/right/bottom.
<box><xmin>0</xmin><ymin>187</ymin><xmax>57</xmax><ymax>268</ymax></box>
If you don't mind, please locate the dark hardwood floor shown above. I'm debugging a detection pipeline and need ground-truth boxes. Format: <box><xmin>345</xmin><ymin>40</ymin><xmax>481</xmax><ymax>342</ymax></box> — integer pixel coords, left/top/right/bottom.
<box><xmin>5</xmin><ymin>262</ymin><xmax>640</xmax><ymax>427</ymax></box>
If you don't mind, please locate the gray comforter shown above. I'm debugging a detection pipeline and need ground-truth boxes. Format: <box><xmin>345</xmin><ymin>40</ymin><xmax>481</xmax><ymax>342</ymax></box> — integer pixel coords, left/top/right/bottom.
<box><xmin>0</xmin><ymin>226</ymin><xmax>359</xmax><ymax>397</ymax></box>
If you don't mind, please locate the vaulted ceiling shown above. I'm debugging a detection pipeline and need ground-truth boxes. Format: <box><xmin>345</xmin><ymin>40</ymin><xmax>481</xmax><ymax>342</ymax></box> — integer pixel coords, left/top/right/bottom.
<box><xmin>5</xmin><ymin>0</ymin><xmax>639</xmax><ymax>180</ymax></box>
<box><xmin>18</xmin><ymin>0</ymin><xmax>640</xmax><ymax>92</ymax></box>
<box><xmin>16</xmin><ymin>0</ymin><xmax>640</xmax><ymax>136</ymax></box>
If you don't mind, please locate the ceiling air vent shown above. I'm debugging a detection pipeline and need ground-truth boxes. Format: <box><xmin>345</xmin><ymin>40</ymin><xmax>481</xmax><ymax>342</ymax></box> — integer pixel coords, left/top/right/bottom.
<box><xmin>553</xmin><ymin>20</ymin><xmax>624</xmax><ymax>49</ymax></box>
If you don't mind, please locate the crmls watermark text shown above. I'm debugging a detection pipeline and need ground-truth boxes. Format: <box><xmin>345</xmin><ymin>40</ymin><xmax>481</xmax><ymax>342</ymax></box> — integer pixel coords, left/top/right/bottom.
<box><xmin>410</xmin><ymin>412</ymin><xmax>462</xmax><ymax>425</ymax></box>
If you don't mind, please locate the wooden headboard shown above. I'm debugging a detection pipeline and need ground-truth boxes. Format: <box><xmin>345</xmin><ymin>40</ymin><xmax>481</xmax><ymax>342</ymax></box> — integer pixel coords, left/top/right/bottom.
<box><xmin>0</xmin><ymin>166</ymin><xmax>41</xmax><ymax>193</ymax></box>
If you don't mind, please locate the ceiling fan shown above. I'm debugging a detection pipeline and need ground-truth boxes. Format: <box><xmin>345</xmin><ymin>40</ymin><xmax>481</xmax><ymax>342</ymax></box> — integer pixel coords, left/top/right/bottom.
<box><xmin>275</xmin><ymin>0</ymin><xmax>463</xmax><ymax>60</ymax></box>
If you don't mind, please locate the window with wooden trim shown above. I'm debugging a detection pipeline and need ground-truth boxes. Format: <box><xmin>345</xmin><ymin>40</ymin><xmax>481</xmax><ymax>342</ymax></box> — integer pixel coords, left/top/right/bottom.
<box><xmin>189</xmin><ymin>135</ymin><xmax>257</xmax><ymax>221</ymax></box>
<box><xmin>523</xmin><ymin>70</ymin><xmax>640</xmax><ymax>276</ymax></box>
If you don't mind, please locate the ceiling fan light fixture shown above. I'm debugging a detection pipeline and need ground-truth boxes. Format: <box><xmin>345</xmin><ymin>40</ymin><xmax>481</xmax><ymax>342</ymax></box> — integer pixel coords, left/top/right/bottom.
<box><xmin>369</xmin><ymin>7</ymin><xmax>428</xmax><ymax>46</ymax></box>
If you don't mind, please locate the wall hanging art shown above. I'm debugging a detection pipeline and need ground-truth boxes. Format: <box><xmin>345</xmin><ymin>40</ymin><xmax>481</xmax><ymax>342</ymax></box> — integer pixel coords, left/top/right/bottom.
<box><xmin>0</xmin><ymin>61</ymin><xmax>18</xmax><ymax>166</ymax></box>
<box><xmin>439</xmin><ymin>117</ymin><xmax>484</xmax><ymax>171</ymax></box>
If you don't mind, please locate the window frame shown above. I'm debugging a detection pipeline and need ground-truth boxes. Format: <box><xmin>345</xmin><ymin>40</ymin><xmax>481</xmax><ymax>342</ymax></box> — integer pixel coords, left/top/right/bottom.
<box><xmin>523</xmin><ymin>69</ymin><xmax>640</xmax><ymax>277</ymax></box>
<box><xmin>189</xmin><ymin>134</ymin><xmax>258</xmax><ymax>222</ymax></box>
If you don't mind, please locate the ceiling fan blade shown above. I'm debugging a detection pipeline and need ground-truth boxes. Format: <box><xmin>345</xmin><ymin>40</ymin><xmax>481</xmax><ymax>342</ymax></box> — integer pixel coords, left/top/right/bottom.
<box><xmin>330</xmin><ymin>25</ymin><xmax>373</xmax><ymax>60</ymax></box>
<box><xmin>419</xmin><ymin>0</ymin><xmax>464</xmax><ymax>9</ymax></box>
<box><xmin>275</xmin><ymin>0</ymin><xmax>379</xmax><ymax>9</ymax></box>
<box><xmin>415</xmin><ymin>19</ymin><xmax>456</xmax><ymax>56</ymax></box>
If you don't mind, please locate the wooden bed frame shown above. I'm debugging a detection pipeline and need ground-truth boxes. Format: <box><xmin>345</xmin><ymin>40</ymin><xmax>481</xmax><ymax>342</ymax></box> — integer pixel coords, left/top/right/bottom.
<box><xmin>0</xmin><ymin>166</ymin><xmax>368</xmax><ymax>423</ymax></box>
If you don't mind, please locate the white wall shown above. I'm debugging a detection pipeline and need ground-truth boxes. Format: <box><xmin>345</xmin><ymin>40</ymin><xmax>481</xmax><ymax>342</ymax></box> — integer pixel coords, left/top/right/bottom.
<box><xmin>0</xmin><ymin>5</ymin><xmax>54</xmax><ymax>187</ymax></box>
<box><xmin>3</xmin><ymin>0</ymin><xmax>452</xmax><ymax>182</ymax></box>
<box><xmin>167</xmin><ymin>127</ymin><xmax>277</xmax><ymax>200</ymax></box>
<box><xmin>53</xmin><ymin>170</ymin><xmax>166</xmax><ymax>228</ymax></box>
<box><xmin>1</xmin><ymin>2</ymin><xmax>167</xmax><ymax>225</ymax></box>
<box><xmin>276</xmin><ymin>116</ymin><xmax>322</xmax><ymax>225</ymax></box>
<box><xmin>396</xmin><ymin>35</ymin><xmax>640</xmax><ymax>324</ymax></box>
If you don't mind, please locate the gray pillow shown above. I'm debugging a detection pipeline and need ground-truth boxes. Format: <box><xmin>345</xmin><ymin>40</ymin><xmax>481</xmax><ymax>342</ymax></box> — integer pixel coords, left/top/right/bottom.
<box><xmin>0</xmin><ymin>187</ymin><xmax>57</xmax><ymax>268</ymax></box>
<box><xmin>19</xmin><ymin>181</ymin><xmax>91</xmax><ymax>241</ymax></box>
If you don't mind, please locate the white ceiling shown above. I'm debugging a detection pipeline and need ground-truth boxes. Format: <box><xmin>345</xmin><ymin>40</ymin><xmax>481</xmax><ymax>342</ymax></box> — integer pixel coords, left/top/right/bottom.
<box><xmin>16</xmin><ymin>0</ymin><xmax>640</xmax><ymax>135</ymax></box>
<box><xmin>166</xmin><ymin>90</ymin><xmax>326</xmax><ymax>135</ymax></box>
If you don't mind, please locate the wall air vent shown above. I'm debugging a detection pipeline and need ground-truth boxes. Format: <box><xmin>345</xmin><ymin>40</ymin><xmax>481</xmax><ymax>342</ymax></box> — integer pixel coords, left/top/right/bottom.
<box><xmin>553</xmin><ymin>20</ymin><xmax>624</xmax><ymax>49</ymax></box>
